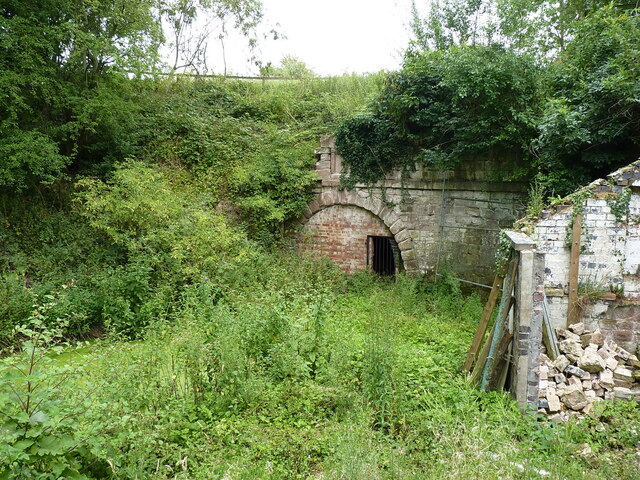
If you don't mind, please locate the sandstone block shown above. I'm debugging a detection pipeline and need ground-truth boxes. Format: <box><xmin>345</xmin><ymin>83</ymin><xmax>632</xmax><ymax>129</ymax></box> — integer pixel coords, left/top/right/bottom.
<box><xmin>561</xmin><ymin>385</ymin><xmax>589</xmax><ymax>411</ymax></box>
<box><xmin>614</xmin><ymin>378</ymin><xmax>633</xmax><ymax>388</ymax></box>
<box><xmin>539</xmin><ymin>365</ymin><xmax>549</xmax><ymax>381</ymax></box>
<box><xmin>554</xmin><ymin>373</ymin><xmax>566</xmax><ymax>384</ymax></box>
<box><xmin>560</xmin><ymin>339</ymin><xmax>583</xmax><ymax>359</ymax></box>
<box><xmin>616</xmin><ymin>348</ymin><xmax>633</xmax><ymax>362</ymax></box>
<box><xmin>565</xmin><ymin>365</ymin><xmax>589</xmax><ymax>379</ymax></box>
<box><xmin>547</xmin><ymin>392</ymin><xmax>562</xmax><ymax>413</ymax></box>
<box><xmin>613</xmin><ymin>367</ymin><xmax>634</xmax><ymax>383</ymax></box>
<box><xmin>554</xmin><ymin>355</ymin><xmax>571</xmax><ymax>372</ymax></box>
<box><xmin>568</xmin><ymin>376</ymin><xmax>583</xmax><ymax>387</ymax></box>
<box><xmin>599</xmin><ymin>370</ymin><xmax>615</xmax><ymax>390</ymax></box>
<box><xmin>568</xmin><ymin>322</ymin><xmax>586</xmax><ymax>335</ymax></box>
<box><xmin>581</xmin><ymin>331</ymin><xmax>604</xmax><ymax>347</ymax></box>
<box><xmin>557</xmin><ymin>329</ymin><xmax>581</xmax><ymax>342</ymax></box>
<box><xmin>578</xmin><ymin>350</ymin><xmax>606</xmax><ymax>373</ymax></box>
<box><xmin>613</xmin><ymin>387</ymin><xmax>633</xmax><ymax>399</ymax></box>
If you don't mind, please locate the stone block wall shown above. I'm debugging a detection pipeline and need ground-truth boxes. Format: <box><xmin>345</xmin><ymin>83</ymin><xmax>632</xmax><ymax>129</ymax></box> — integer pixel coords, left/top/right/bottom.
<box><xmin>294</xmin><ymin>137</ymin><xmax>527</xmax><ymax>284</ymax></box>
<box><xmin>529</xmin><ymin>160</ymin><xmax>640</xmax><ymax>353</ymax></box>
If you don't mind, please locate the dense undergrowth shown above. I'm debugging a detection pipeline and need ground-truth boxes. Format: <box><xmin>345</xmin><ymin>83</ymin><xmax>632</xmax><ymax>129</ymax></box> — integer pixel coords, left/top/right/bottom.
<box><xmin>2</xmin><ymin>269</ymin><xmax>639</xmax><ymax>479</ymax></box>
<box><xmin>0</xmin><ymin>75</ymin><xmax>382</xmax><ymax>347</ymax></box>
<box><xmin>2</xmin><ymin>3</ymin><xmax>640</xmax><ymax>478</ymax></box>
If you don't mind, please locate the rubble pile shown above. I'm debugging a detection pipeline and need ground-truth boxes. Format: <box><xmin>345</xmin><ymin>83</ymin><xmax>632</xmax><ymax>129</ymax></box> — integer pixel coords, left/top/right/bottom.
<box><xmin>538</xmin><ymin>322</ymin><xmax>640</xmax><ymax>420</ymax></box>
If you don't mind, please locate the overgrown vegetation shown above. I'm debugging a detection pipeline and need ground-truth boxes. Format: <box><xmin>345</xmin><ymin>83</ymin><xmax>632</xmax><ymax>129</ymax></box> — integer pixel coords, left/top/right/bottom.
<box><xmin>2</xmin><ymin>272</ymin><xmax>639</xmax><ymax>478</ymax></box>
<box><xmin>336</xmin><ymin>1</ymin><xmax>640</xmax><ymax>196</ymax></box>
<box><xmin>1</xmin><ymin>1</ymin><xmax>639</xmax><ymax>478</ymax></box>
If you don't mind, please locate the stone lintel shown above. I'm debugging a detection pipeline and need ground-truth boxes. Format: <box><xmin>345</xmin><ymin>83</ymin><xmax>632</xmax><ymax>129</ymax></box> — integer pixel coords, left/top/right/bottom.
<box><xmin>505</xmin><ymin>230</ymin><xmax>537</xmax><ymax>251</ymax></box>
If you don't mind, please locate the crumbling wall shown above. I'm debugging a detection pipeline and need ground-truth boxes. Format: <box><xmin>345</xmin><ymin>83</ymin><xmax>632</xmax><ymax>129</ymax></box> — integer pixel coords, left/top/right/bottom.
<box><xmin>528</xmin><ymin>160</ymin><xmax>640</xmax><ymax>354</ymax></box>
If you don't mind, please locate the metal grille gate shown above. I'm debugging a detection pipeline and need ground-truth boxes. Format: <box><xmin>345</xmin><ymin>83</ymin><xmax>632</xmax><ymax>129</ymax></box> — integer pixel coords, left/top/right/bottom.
<box><xmin>366</xmin><ymin>236</ymin><xmax>400</xmax><ymax>276</ymax></box>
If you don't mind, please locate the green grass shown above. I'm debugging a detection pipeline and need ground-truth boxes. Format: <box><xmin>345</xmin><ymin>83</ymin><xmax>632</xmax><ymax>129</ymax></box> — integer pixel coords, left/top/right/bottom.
<box><xmin>6</xmin><ymin>271</ymin><xmax>636</xmax><ymax>479</ymax></box>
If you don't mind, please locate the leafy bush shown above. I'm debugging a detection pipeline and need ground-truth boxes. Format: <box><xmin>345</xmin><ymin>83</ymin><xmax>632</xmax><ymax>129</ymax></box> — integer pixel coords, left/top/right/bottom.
<box><xmin>335</xmin><ymin>45</ymin><xmax>540</xmax><ymax>184</ymax></box>
<box><xmin>0</xmin><ymin>309</ymin><xmax>105</xmax><ymax>478</ymax></box>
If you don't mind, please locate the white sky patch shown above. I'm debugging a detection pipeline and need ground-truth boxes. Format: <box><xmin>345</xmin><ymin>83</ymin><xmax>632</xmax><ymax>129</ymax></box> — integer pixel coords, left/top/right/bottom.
<box><xmin>198</xmin><ymin>0</ymin><xmax>415</xmax><ymax>76</ymax></box>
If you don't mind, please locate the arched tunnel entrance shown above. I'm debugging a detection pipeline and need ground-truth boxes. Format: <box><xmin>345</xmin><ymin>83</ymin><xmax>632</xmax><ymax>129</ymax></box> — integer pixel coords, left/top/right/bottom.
<box><xmin>298</xmin><ymin>204</ymin><xmax>402</xmax><ymax>275</ymax></box>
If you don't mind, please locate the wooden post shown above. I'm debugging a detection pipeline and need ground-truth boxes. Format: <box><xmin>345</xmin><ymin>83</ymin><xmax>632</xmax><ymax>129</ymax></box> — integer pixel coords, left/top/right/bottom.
<box><xmin>567</xmin><ymin>213</ymin><xmax>582</xmax><ymax>325</ymax></box>
<box><xmin>463</xmin><ymin>275</ymin><xmax>503</xmax><ymax>372</ymax></box>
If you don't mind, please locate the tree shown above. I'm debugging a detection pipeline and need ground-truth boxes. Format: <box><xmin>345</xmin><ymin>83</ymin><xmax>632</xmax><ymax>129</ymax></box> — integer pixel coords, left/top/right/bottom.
<box><xmin>410</xmin><ymin>0</ymin><xmax>497</xmax><ymax>50</ymax></box>
<box><xmin>0</xmin><ymin>0</ymin><xmax>164</xmax><ymax>189</ymax></box>
<box><xmin>339</xmin><ymin>1</ymin><xmax>640</xmax><ymax>194</ymax></box>
<box><xmin>162</xmin><ymin>0</ymin><xmax>264</xmax><ymax>74</ymax></box>
<box><xmin>0</xmin><ymin>0</ymin><xmax>266</xmax><ymax>190</ymax></box>
<box><xmin>259</xmin><ymin>55</ymin><xmax>315</xmax><ymax>78</ymax></box>
<box><xmin>533</xmin><ymin>6</ymin><xmax>640</xmax><ymax>193</ymax></box>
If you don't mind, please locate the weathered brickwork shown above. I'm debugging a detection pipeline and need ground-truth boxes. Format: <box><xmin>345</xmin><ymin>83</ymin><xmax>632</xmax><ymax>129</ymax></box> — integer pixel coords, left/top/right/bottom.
<box><xmin>294</xmin><ymin>137</ymin><xmax>527</xmax><ymax>282</ymax></box>
<box><xmin>298</xmin><ymin>205</ymin><xmax>392</xmax><ymax>274</ymax></box>
<box><xmin>530</xmin><ymin>160</ymin><xmax>640</xmax><ymax>353</ymax></box>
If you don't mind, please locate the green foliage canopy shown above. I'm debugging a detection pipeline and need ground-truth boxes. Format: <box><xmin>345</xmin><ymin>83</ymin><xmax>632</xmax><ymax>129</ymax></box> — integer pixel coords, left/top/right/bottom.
<box><xmin>338</xmin><ymin>1</ymin><xmax>640</xmax><ymax>195</ymax></box>
<box><xmin>336</xmin><ymin>45</ymin><xmax>540</xmax><ymax>177</ymax></box>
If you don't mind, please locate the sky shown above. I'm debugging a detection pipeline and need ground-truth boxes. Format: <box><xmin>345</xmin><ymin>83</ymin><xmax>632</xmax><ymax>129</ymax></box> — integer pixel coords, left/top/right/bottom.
<box><xmin>201</xmin><ymin>0</ymin><xmax>416</xmax><ymax>76</ymax></box>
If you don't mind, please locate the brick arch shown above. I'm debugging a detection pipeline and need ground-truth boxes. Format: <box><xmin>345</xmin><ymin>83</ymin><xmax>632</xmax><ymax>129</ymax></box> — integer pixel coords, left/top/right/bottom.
<box><xmin>297</xmin><ymin>188</ymin><xmax>418</xmax><ymax>273</ymax></box>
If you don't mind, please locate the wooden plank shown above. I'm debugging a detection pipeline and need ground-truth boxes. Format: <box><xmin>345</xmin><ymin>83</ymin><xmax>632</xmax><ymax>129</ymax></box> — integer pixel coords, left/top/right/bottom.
<box><xmin>542</xmin><ymin>295</ymin><xmax>560</xmax><ymax>360</ymax></box>
<box><xmin>463</xmin><ymin>275</ymin><xmax>503</xmax><ymax>372</ymax></box>
<box><xmin>567</xmin><ymin>213</ymin><xmax>582</xmax><ymax>325</ymax></box>
<box><xmin>471</xmin><ymin>294</ymin><xmax>514</xmax><ymax>386</ymax></box>
<box><xmin>487</xmin><ymin>332</ymin><xmax>513</xmax><ymax>391</ymax></box>
<box><xmin>470</xmin><ymin>319</ymin><xmax>497</xmax><ymax>385</ymax></box>
<box><xmin>480</xmin><ymin>257</ymin><xmax>518</xmax><ymax>390</ymax></box>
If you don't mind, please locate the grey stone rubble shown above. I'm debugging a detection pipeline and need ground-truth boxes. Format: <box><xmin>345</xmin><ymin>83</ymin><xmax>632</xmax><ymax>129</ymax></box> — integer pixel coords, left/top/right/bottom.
<box><xmin>538</xmin><ymin>322</ymin><xmax>640</xmax><ymax>420</ymax></box>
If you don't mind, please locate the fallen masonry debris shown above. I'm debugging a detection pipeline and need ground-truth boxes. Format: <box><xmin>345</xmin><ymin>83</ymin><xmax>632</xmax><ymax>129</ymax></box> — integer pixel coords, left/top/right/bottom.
<box><xmin>538</xmin><ymin>323</ymin><xmax>640</xmax><ymax>419</ymax></box>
